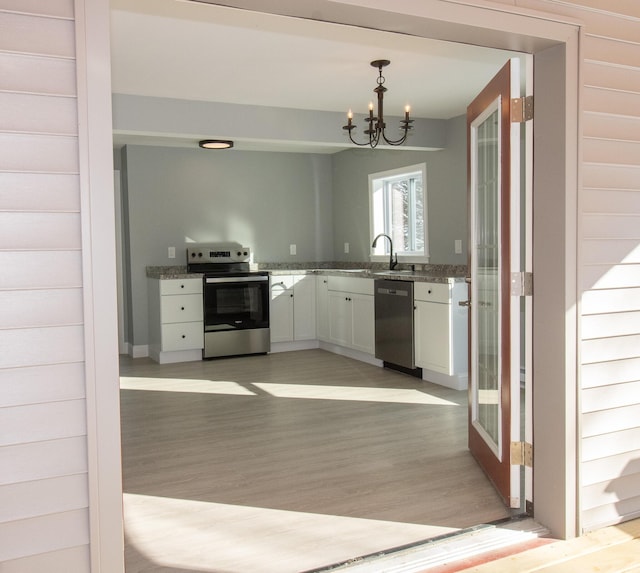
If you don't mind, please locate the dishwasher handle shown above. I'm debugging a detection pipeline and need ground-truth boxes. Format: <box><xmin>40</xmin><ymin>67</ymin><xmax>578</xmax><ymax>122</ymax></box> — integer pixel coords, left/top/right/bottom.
<box><xmin>377</xmin><ymin>287</ymin><xmax>409</xmax><ymax>297</ymax></box>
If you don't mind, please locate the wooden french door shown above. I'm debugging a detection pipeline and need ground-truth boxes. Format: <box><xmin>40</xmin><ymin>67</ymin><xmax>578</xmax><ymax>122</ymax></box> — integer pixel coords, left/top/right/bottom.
<box><xmin>466</xmin><ymin>59</ymin><xmax>524</xmax><ymax>508</ymax></box>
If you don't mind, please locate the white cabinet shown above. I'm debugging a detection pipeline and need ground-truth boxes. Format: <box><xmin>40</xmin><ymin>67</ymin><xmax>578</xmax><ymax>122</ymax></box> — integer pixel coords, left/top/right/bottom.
<box><xmin>148</xmin><ymin>277</ymin><xmax>204</xmax><ymax>364</ymax></box>
<box><xmin>351</xmin><ymin>293</ymin><xmax>375</xmax><ymax>354</ymax></box>
<box><xmin>270</xmin><ymin>277</ymin><xmax>294</xmax><ymax>342</ymax></box>
<box><xmin>327</xmin><ymin>276</ymin><xmax>375</xmax><ymax>355</ymax></box>
<box><xmin>293</xmin><ymin>275</ymin><xmax>316</xmax><ymax>340</ymax></box>
<box><xmin>328</xmin><ymin>290</ymin><xmax>351</xmax><ymax>347</ymax></box>
<box><xmin>414</xmin><ymin>281</ymin><xmax>468</xmax><ymax>389</ymax></box>
<box><xmin>270</xmin><ymin>274</ymin><xmax>316</xmax><ymax>344</ymax></box>
<box><xmin>316</xmin><ymin>275</ymin><xmax>330</xmax><ymax>342</ymax></box>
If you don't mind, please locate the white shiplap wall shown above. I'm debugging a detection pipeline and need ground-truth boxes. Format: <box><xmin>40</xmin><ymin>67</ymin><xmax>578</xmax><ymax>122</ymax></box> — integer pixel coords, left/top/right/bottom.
<box><xmin>573</xmin><ymin>0</ymin><xmax>640</xmax><ymax>530</ymax></box>
<box><xmin>494</xmin><ymin>0</ymin><xmax>640</xmax><ymax>531</ymax></box>
<box><xmin>0</xmin><ymin>0</ymin><xmax>92</xmax><ymax>569</ymax></box>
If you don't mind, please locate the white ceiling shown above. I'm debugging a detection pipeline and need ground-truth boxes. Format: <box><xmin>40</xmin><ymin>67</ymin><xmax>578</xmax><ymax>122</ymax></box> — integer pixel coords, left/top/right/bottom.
<box><xmin>110</xmin><ymin>0</ymin><xmax>523</xmax><ymax>150</ymax></box>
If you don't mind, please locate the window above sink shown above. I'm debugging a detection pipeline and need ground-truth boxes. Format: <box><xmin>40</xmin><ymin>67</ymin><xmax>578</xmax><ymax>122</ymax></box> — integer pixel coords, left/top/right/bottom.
<box><xmin>369</xmin><ymin>163</ymin><xmax>430</xmax><ymax>264</ymax></box>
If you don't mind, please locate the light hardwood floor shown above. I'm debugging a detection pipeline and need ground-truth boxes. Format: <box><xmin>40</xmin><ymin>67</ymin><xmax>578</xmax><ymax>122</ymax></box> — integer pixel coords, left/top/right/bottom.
<box><xmin>120</xmin><ymin>349</ymin><xmax>510</xmax><ymax>573</ymax></box>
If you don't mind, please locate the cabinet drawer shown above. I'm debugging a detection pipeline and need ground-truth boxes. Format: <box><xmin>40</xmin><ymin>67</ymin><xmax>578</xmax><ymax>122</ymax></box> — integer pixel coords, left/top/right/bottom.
<box><xmin>414</xmin><ymin>282</ymin><xmax>450</xmax><ymax>304</ymax></box>
<box><xmin>328</xmin><ymin>276</ymin><xmax>374</xmax><ymax>296</ymax></box>
<box><xmin>161</xmin><ymin>293</ymin><xmax>203</xmax><ymax>323</ymax></box>
<box><xmin>160</xmin><ymin>278</ymin><xmax>202</xmax><ymax>296</ymax></box>
<box><xmin>161</xmin><ymin>322</ymin><xmax>204</xmax><ymax>351</ymax></box>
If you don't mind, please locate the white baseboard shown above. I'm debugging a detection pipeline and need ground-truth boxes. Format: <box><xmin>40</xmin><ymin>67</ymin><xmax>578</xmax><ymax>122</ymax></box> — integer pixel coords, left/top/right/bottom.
<box><xmin>318</xmin><ymin>341</ymin><xmax>383</xmax><ymax>367</ymax></box>
<box><xmin>422</xmin><ymin>368</ymin><xmax>468</xmax><ymax>391</ymax></box>
<box><xmin>270</xmin><ymin>340</ymin><xmax>320</xmax><ymax>353</ymax></box>
<box><xmin>150</xmin><ymin>348</ymin><xmax>202</xmax><ymax>364</ymax></box>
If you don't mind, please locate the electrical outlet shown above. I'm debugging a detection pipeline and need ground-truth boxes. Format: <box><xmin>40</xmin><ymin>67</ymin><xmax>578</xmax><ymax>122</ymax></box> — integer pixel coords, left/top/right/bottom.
<box><xmin>344</xmin><ymin>242</ymin><xmax>350</xmax><ymax>253</ymax></box>
<box><xmin>168</xmin><ymin>246</ymin><xmax>176</xmax><ymax>259</ymax></box>
<box><xmin>454</xmin><ymin>239</ymin><xmax>462</xmax><ymax>254</ymax></box>
<box><xmin>289</xmin><ymin>244</ymin><xmax>297</xmax><ymax>256</ymax></box>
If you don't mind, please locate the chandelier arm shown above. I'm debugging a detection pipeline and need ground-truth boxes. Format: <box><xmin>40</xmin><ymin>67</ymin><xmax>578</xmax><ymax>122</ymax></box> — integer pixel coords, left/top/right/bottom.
<box><xmin>347</xmin><ymin>130</ymin><xmax>375</xmax><ymax>147</ymax></box>
<box><xmin>381</xmin><ymin>129</ymin><xmax>410</xmax><ymax>146</ymax></box>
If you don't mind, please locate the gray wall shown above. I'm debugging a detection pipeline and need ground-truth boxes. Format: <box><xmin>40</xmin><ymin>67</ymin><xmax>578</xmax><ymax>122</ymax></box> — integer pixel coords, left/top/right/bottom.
<box><xmin>331</xmin><ymin>114</ymin><xmax>468</xmax><ymax>264</ymax></box>
<box><xmin>121</xmin><ymin>145</ymin><xmax>334</xmax><ymax>346</ymax></box>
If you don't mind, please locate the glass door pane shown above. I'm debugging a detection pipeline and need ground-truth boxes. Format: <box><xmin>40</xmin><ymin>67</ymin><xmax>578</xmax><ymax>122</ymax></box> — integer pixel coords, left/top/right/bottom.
<box><xmin>472</xmin><ymin>100</ymin><xmax>501</xmax><ymax>456</ymax></box>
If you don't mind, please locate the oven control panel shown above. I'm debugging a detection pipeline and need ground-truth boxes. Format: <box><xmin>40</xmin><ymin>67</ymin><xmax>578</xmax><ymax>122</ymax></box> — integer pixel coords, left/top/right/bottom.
<box><xmin>187</xmin><ymin>243</ymin><xmax>250</xmax><ymax>264</ymax></box>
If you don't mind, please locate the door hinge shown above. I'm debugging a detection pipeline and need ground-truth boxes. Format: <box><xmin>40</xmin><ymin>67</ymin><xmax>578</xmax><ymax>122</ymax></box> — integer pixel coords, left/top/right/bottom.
<box><xmin>511</xmin><ymin>441</ymin><xmax>533</xmax><ymax>467</ymax></box>
<box><xmin>525</xmin><ymin>500</ymin><xmax>534</xmax><ymax>516</ymax></box>
<box><xmin>511</xmin><ymin>96</ymin><xmax>533</xmax><ymax>122</ymax></box>
<box><xmin>511</xmin><ymin>272</ymin><xmax>533</xmax><ymax>296</ymax></box>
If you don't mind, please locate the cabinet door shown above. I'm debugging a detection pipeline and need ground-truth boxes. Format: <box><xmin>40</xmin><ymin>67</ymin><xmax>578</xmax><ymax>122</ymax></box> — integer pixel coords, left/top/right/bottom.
<box><xmin>293</xmin><ymin>274</ymin><xmax>316</xmax><ymax>340</ymax></box>
<box><xmin>351</xmin><ymin>293</ymin><xmax>375</xmax><ymax>355</ymax></box>
<box><xmin>328</xmin><ymin>291</ymin><xmax>351</xmax><ymax>347</ymax></box>
<box><xmin>316</xmin><ymin>276</ymin><xmax>330</xmax><ymax>341</ymax></box>
<box><xmin>270</xmin><ymin>283</ymin><xmax>294</xmax><ymax>343</ymax></box>
<box><xmin>415</xmin><ymin>300</ymin><xmax>451</xmax><ymax>373</ymax></box>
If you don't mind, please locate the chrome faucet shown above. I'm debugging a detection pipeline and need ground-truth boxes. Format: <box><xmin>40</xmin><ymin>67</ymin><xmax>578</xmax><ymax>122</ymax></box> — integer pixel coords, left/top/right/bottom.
<box><xmin>372</xmin><ymin>233</ymin><xmax>398</xmax><ymax>270</ymax></box>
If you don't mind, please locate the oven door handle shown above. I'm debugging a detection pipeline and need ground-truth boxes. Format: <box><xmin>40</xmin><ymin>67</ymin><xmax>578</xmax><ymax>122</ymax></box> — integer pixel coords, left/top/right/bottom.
<box><xmin>205</xmin><ymin>276</ymin><xmax>269</xmax><ymax>284</ymax></box>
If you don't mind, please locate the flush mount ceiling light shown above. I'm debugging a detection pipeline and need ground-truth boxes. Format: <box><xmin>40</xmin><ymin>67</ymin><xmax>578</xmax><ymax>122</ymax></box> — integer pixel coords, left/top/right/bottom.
<box><xmin>198</xmin><ymin>139</ymin><xmax>234</xmax><ymax>149</ymax></box>
<box><xmin>343</xmin><ymin>60</ymin><xmax>413</xmax><ymax>148</ymax></box>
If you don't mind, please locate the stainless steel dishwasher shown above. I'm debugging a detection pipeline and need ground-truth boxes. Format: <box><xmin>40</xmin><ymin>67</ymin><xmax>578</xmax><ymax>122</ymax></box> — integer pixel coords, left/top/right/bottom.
<box><xmin>374</xmin><ymin>279</ymin><xmax>419</xmax><ymax>373</ymax></box>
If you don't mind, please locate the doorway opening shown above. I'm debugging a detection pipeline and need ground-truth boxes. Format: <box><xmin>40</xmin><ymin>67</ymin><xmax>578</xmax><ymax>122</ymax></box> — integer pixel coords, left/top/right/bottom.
<box><xmin>113</xmin><ymin>44</ymin><xmax>530</xmax><ymax>573</ymax></box>
<box><xmin>107</xmin><ymin>0</ymin><xmax>576</xmax><ymax>568</ymax></box>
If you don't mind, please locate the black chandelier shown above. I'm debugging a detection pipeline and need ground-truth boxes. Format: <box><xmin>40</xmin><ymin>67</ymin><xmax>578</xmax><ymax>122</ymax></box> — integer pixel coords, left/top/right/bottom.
<box><xmin>343</xmin><ymin>59</ymin><xmax>413</xmax><ymax>148</ymax></box>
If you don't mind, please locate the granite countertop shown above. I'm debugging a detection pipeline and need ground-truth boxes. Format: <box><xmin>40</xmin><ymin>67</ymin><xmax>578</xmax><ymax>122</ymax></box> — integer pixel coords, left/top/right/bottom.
<box><xmin>146</xmin><ymin>263</ymin><xmax>466</xmax><ymax>283</ymax></box>
<box><xmin>146</xmin><ymin>266</ymin><xmax>203</xmax><ymax>279</ymax></box>
<box><xmin>268</xmin><ymin>268</ymin><xmax>465</xmax><ymax>284</ymax></box>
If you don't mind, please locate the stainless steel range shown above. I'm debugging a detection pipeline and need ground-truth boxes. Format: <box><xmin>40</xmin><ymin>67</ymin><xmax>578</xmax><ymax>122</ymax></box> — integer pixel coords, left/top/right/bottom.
<box><xmin>186</xmin><ymin>243</ymin><xmax>270</xmax><ymax>359</ymax></box>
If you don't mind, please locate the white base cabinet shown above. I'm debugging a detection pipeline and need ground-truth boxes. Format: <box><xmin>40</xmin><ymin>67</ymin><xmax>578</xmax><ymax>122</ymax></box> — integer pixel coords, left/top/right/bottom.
<box><xmin>316</xmin><ymin>275</ymin><xmax>330</xmax><ymax>342</ymax></box>
<box><xmin>414</xmin><ymin>281</ymin><xmax>468</xmax><ymax>390</ymax></box>
<box><xmin>327</xmin><ymin>276</ymin><xmax>375</xmax><ymax>355</ymax></box>
<box><xmin>270</xmin><ymin>274</ymin><xmax>316</xmax><ymax>344</ymax></box>
<box><xmin>148</xmin><ymin>277</ymin><xmax>204</xmax><ymax>364</ymax></box>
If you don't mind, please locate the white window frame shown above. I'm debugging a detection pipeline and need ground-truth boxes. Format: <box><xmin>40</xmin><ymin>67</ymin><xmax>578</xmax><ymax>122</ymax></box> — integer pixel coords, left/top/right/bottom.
<box><xmin>368</xmin><ymin>163</ymin><xmax>430</xmax><ymax>264</ymax></box>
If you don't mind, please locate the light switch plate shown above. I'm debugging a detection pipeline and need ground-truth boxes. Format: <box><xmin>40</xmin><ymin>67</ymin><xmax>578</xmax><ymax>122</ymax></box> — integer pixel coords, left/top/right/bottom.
<box><xmin>454</xmin><ymin>239</ymin><xmax>462</xmax><ymax>254</ymax></box>
<box><xmin>289</xmin><ymin>244</ymin><xmax>297</xmax><ymax>255</ymax></box>
<box><xmin>344</xmin><ymin>242</ymin><xmax>350</xmax><ymax>253</ymax></box>
<box><xmin>168</xmin><ymin>246</ymin><xmax>176</xmax><ymax>259</ymax></box>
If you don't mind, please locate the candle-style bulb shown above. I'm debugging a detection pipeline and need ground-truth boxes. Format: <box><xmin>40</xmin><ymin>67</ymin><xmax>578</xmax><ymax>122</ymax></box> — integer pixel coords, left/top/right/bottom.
<box><xmin>347</xmin><ymin>109</ymin><xmax>353</xmax><ymax>120</ymax></box>
<box><xmin>369</xmin><ymin>101</ymin><xmax>374</xmax><ymax>111</ymax></box>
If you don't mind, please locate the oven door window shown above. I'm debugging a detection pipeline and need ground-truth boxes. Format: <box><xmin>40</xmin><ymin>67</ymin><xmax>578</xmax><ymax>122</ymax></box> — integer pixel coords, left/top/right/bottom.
<box><xmin>204</xmin><ymin>281</ymin><xmax>269</xmax><ymax>331</ymax></box>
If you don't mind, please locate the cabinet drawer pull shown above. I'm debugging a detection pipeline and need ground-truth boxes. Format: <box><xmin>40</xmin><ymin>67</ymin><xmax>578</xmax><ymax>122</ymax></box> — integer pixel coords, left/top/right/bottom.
<box><xmin>181</xmin><ymin>306</ymin><xmax>185</xmax><ymax>310</ymax></box>
<box><xmin>181</xmin><ymin>284</ymin><xmax>185</xmax><ymax>289</ymax></box>
<box><xmin>181</xmin><ymin>334</ymin><xmax>186</xmax><ymax>338</ymax></box>
<box><xmin>459</xmin><ymin>300</ymin><xmax>471</xmax><ymax>307</ymax></box>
